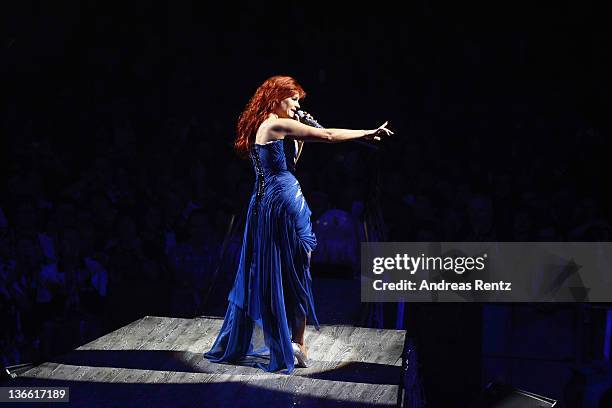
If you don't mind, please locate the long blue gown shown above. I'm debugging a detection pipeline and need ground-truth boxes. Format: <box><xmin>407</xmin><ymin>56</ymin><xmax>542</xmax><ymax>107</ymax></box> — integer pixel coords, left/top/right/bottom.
<box><xmin>204</xmin><ymin>138</ymin><xmax>319</xmax><ymax>374</ymax></box>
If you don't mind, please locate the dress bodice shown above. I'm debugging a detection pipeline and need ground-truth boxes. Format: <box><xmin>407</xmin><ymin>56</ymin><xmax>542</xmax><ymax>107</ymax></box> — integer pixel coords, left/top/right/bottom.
<box><xmin>250</xmin><ymin>139</ymin><xmax>297</xmax><ymax>175</ymax></box>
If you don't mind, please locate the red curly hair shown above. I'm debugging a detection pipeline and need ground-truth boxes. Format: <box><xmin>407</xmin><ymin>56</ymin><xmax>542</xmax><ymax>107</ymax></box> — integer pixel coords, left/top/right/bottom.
<box><xmin>234</xmin><ymin>75</ymin><xmax>306</xmax><ymax>159</ymax></box>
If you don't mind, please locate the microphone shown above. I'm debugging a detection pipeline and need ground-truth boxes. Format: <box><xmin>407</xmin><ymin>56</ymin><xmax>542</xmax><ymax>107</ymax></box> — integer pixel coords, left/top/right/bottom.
<box><xmin>295</xmin><ymin>110</ymin><xmax>379</xmax><ymax>150</ymax></box>
<box><xmin>296</xmin><ymin>110</ymin><xmax>324</xmax><ymax>128</ymax></box>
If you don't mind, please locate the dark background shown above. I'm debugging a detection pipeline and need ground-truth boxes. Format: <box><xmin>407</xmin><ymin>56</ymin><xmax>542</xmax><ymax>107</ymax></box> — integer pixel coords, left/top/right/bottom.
<box><xmin>1</xmin><ymin>1</ymin><xmax>611</xmax><ymax>407</ymax></box>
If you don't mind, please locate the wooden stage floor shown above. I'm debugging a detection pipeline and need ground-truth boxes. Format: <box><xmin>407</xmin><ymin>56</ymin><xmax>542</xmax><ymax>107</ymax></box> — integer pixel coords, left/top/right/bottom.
<box><xmin>10</xmin><ymin>316</ymin><xmax>406</xmax><ymax>407</ymax></box>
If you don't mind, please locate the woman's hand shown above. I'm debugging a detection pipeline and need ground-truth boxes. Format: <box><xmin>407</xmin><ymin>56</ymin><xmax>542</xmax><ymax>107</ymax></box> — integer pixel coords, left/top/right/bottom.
<box><xmin>364</xmin><ymin>121</ymin><xmax>394</xmax><ymax>141</ymax></box>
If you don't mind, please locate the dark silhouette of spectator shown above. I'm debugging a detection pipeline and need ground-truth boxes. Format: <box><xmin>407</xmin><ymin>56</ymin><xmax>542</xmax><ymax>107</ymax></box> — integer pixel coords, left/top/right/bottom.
<box><xmin>168</xmin><ymin>209</ymin><xmax>218</xmax><ymax>317</ymax></box>
<box><xmin>465</xmin><ymin>194</ymin><xmax>497</xmax><ymax>241</ymax></box>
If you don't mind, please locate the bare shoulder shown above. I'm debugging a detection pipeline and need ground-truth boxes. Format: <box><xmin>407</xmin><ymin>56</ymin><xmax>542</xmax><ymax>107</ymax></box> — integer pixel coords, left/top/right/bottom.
<box><xmin>255</xmin><ymin>118</ymin><xmax>286</xmax><ymax>144</ymax></box>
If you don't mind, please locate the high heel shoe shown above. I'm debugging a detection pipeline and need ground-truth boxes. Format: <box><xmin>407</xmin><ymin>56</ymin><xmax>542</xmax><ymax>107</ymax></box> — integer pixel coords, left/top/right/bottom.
<box><xmin>292</xmin><ymin>342</ymin><xmax>309</xmax><ymax>368</ymax></box>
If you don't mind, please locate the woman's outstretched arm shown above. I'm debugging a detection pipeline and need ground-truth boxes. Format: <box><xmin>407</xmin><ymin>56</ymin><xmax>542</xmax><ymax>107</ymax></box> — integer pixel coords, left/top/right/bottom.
<box><xmin>264</xmin><ymin>118</ymin><xmax>393</xmax><ymax>143</ymax></box>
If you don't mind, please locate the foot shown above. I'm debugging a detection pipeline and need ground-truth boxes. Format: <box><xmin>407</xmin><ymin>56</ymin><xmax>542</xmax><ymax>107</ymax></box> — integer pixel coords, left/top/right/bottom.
<box><xmin>292</xmin><ymin>342</ymin><xmax>309</xmax><ymax>368</ymax></box>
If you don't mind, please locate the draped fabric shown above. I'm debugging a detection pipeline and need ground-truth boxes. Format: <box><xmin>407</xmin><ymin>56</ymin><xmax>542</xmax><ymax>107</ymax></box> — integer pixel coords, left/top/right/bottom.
<box><xmin>204</xmin><ymin>139</ymin><xmax>319</xmax><ymax>374</ymax></box>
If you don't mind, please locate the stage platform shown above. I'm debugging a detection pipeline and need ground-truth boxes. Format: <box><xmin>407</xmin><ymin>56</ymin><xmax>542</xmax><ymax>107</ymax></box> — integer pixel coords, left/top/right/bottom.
<box><xmin>10</xmin><ymin>316</ymin><xmax>406</xmax><ymax>407</ymax></box>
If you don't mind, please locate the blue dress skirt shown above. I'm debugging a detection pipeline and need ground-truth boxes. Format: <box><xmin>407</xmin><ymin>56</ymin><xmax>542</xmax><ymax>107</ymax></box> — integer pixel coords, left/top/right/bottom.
<box><xmin>204</xmin><ymin>139</ymin><xmax>319</xmax><ymax>374</ymax></box>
